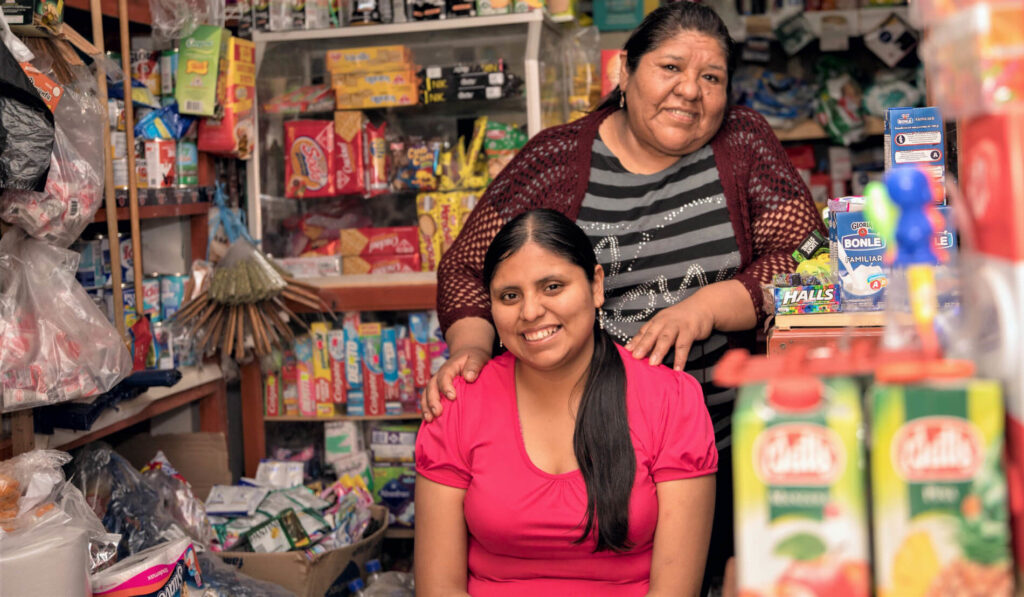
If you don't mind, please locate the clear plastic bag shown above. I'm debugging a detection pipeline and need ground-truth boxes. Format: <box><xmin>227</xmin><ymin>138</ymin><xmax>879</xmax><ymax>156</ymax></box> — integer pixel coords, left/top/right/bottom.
<box><xmin>197</xmin><ymin>552</ymin><xmax>297</xmax><ymax>596</ymax></box>
<box><xmin>0</xmin><ymin>449</ymin><xmax>121</xmax><ymax>577</ymax></box>
<box><xmin>148</xmin><ymin>0</ymin><xmax>225</xmax><ymax>44</ymax></box>
<box><xmin>140</xmin><ymin>451</ymin><xmax>215</xmax><ymax>548</ymax></box>
<box><xmin>0</xmin><ymin>229</ymin><xmax>132</xmax><ymax>412</ymax></box>
<box><xmin>0</xmin><ymin>57</ymin><xmax>105</xmax><ymax>247</ymax></box>
<box><xmin>0</xmin><ymin>16</ymin><xmax>54</xmax><ymax>193</ymax></box>
<box><xmin>68</xmin><ymin>444</ymin><xmax>187</xmax><ymax>560</ymax></box>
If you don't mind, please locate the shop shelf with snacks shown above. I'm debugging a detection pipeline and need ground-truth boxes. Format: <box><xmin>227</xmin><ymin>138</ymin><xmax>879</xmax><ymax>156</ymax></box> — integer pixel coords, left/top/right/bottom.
<box><xmin>773</xmin><ymin>115</ymin><xmax>885</xmax><ymax>143</ymax></box>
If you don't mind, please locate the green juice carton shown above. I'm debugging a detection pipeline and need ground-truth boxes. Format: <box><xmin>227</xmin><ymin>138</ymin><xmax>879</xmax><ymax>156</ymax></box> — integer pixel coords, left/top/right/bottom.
<box><xmin>175</xmin><ymin>26</ymin><xmax>228</xmax><ymax>117</ymax></box>
<box><xmin>870</xmin><ymin>381</ymin><xmax>1013</xmax><ymax>597</ymax></box>
<box><xmin>733</xmin><ymin>378</ymin><xmax>870</xmax><ymax>597</ymax></box>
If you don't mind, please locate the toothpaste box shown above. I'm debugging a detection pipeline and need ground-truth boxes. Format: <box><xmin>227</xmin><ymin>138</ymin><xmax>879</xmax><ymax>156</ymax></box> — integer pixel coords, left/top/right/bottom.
<box><xmin>281</xmin><ymin>360</ymin><xmax>299</xmax><ymax>416</ymax></box>
<box><xmin>310</xmin><ymin>322</ymin><xmax>334</xmax><ymax>417</ymax></box>
<box><xmin>347</xmin><ymin>390</ymin><xmax>365</xmax><ymax>416</ymax></box>
<box><xmin>382</xmin><ymin>327</ymin><xmax>402</xmax><ymax>414</ymax></box>
<box><xmin>264</xmin><ymin>371</ymin><xmax>281</xmax><ymax>417</ymax></box>
<box><xmin>344</xmin><ymin>327</ymin><xmax>363</xmax><ymax>391</ymax></box>
<box><xmin>884</xmin><ymin>107</ymin><xmax>945</xmax><ymax>203</ymax></box>
<box><xmin>829</xmin><ymin>204</ymin><xmax>956</xmax><ymax>311</ymax></box>
<box><xmin>294</xmin><ymin>336</ymin><xmax>317</xmax><ymax>418</ymax></box>
<box><xmin>408</xmin><ymin>312</ymin><xmax>431</xmax><ymax>388</ymax></box>
<box><xmin>395</xmin><ymin>328</ymin><xmax>417</xmax><ymax>406</ymax></box>
<box><xmin>360</xmin><ymin>323</ymin><xmax>387</xmax><ymax>417</ymax></box>
<box><xmin>327</xmin><ymin>329</ymin><xmax>347</xmax><ymax>405</ymax></box>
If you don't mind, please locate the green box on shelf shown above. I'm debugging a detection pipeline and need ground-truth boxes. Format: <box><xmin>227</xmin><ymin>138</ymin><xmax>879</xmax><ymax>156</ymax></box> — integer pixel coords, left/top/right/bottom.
<box><xmin>593</xmin><ymin>0</ymin><xmax>644</xmax><ymax>31</ymax></box>
<box><xmin>175</xmin><ymin>25</ymin><xmax>228</xmax><ymax>117</ymax></box>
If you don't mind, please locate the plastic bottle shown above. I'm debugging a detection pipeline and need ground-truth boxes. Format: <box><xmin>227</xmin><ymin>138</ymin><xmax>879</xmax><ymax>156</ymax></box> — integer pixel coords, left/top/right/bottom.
<box><xmin>348</xmin><ymin>578</ymin><xmax>367</xmax><ymax>596</ymax></box>
<box><xmin>366</xmin><ymin>559</ymin><xmax>383</xmax><ymax>586</ymax></box>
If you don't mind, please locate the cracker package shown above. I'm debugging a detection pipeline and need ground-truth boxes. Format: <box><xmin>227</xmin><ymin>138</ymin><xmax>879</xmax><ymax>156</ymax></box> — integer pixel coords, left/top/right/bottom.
<box><xmin>285</xmin><ymin>120</ymin><xmax>335</xmax><ymax>198</ymax></box>
<box><xmin>339</xmin><ymin>226</ymin><xmax>418</xmax><ymax>256</ymax></box>
<box><xmin>334</xmin><ymin>111</ymin><xmax>367</xmax><ymax>196</ymax></box>
<box><xmin>325</xmin><ymin>45</ymin><xmax>412</xmax><ymax>73</ymax></box>
<box><xmin>198</xmin><ymin>37</ymin><xmax>256</xmax><ymax>159</ymax></box>
<box><xmin>335</xmin><ymin>86</ymin><xmax>419</xmax><ymax>110</ymax></box>
<box><xmin>343</xmin><ymin>254</ymin><xmax>421</xmax><ymax>274</ymax></box>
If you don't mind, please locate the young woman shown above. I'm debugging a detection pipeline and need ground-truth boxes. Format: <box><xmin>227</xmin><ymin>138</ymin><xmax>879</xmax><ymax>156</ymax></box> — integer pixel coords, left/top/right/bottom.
<box><xmin>415</xmin><ymin>209</ymin><xmax>717</xmax><ymax>596</ymax></box>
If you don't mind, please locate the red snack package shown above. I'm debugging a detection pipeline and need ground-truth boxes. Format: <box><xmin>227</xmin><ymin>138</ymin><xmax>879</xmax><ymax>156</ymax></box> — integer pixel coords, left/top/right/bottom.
<box><xmin>285</xmin><ymin>120</ymin><xmax>335</xmax><ymax>199</ymax></box>
<box><xmin>364</xmin><ymin>121</ymin><xmax>389</xmax><ymax>196</ymax></box>
<box><xmin>334</xmin><ymin>111</ymin><xmax>367</xmax><ymax>195</ymax></box>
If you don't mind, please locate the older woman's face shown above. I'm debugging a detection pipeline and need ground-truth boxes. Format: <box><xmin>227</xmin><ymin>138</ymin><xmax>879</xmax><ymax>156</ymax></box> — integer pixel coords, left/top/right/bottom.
<box><xmin>619</xmin><ymin>30</ymin><xmax>728</xmax><ymax>158</ymax></box>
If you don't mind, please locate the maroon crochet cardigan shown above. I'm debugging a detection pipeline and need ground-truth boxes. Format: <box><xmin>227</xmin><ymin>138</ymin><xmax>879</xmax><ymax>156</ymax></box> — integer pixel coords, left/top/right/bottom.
<box><xmin>437</xmin><ymin>104</ymin><xmax>826</xmax><ymax>334</ymax></box>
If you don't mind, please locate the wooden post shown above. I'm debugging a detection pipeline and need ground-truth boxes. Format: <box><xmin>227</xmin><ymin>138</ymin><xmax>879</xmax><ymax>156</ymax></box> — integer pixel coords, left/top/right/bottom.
<box><xmin>90</xmin><ymin>0</ymin><xmax>127</xmax><ymax>341</ymax></box>
<box><xmin>116</xmin><ymin>0</ymin><xmax>145</xmax><ymax>316</ymax></box>
<box><xmin>240</xmin><ymin>360</ymin><xmax>265</xmax><ymax>477</ymax></box>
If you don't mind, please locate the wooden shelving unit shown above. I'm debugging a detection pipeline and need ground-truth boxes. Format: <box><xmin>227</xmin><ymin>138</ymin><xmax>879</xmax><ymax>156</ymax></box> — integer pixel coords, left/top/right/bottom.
<box><xmin>266</xmin><ymin>413</ymin><xmax>423</xmax><ymax>422</ymax></box>
<box><xmin>384</xmin><ymin>527</ymin><xmax>415</xmax><ymax>540</ymax></box>
<box><xmin>773</xmin><ymin>115</ymin><xmax>885</xmax><ymax>143</ymax></box>
<box><xmin>287</xmin><ymin>272</ymin><xmax>438</xmax><ymax>314</ymax></box>
<box><xmin>94</xmin><ymin>201</ymin><xmax>211</xmax><ymax>223</ymax></box>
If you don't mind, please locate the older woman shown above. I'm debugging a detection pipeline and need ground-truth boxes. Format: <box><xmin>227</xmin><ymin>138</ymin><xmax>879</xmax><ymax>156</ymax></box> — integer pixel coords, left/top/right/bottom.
<box><xmin>423</xmin><ymin>1</ymin><xmax>825</xmax><ymax>588</ymax></box>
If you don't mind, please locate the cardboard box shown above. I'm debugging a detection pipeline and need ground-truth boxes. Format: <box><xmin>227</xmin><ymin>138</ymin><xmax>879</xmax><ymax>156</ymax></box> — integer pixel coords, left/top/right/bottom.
<box><xmin>115</xmin><ymin>432</ymin><xmax>232</xmax><ymax>501</ymax></box>
<box><xmin>176</xmin><ymin>26</ymin><xmax>229</xmax><ymax>117</ymax></box>
<box><xmin>325</xmin><ymin>45</ymin><xmax>412</xmax><ymax>73</ymax></box>
<box><xmin>217</xmin><ymin>506</ymin><xmax>387</xmax><ymax>597</ymax></box>
<box><xmin>342</xmin><ymin>254</ymin><xmax>421</xmax><ymax>274</ymax></box>
<box><xmin>884</xmin><ymin>106</ymin><xmax>945</xmax><ymax>202</ymax></box>
<box><xmin>198</xmin><ymin>37</ymin><xmax>256</xmax><ymax>159</ymax></box>
<box><xmin>339</xmin><ymin>226</ymin><xmax>418</xmax><ymax>257</ymax></box>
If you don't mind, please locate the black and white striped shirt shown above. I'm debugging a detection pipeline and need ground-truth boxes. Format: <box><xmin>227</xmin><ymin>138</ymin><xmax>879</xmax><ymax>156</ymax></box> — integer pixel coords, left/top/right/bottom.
<box><xmin>576</xmin><ymin>137</ymin><xmax>741</xmax><ymax>447</ymax></box>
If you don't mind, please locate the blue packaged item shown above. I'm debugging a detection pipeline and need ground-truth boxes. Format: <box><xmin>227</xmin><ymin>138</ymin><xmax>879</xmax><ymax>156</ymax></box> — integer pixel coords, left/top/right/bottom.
<box><xmin>830</xmin><ymin>202</ymin><xmax>956</xmax><ymax>311</ymax></box>
<box><xmin>344</xmin><ymin>327</ymin><xmax>362</xmax><ymax>391</ymax></box>
<box><xmin>382</xmin><ymin>327</ymin><xmax>398</xmax><ymax>384</ymax></box>
<box><xmin>884</xmin><ymin>106</ymin><xmax>945</xmax><ymax>203</ymax></box>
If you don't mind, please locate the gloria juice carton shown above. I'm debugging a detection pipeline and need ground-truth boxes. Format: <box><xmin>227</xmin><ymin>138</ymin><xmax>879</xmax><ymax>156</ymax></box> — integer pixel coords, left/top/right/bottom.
<box><xmin>310</xmin><ymin>322</ymin><xmax>334</xmax><ymax>417</ymax></box>
<box><xmin>733</xmin><ymin>378</ymin><xmax>870</xmax><ymax>597</ymax></box>
<box><xmin>870</xmin><ymin>381</ymin><xmax>1013</xmax><ymax>597</ymax></box>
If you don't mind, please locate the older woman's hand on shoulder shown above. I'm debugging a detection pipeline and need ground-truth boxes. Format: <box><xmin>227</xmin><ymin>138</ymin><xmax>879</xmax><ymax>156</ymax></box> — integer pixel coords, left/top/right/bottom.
<box><xmin>420</xmin><ymin>316</ymin><xmax>494</xmax><ymax>422</ymax></box>
<box><xmin>625</xmin><ymin>279</ymin><xmax>756</xmax><ymax>371</ymax></box>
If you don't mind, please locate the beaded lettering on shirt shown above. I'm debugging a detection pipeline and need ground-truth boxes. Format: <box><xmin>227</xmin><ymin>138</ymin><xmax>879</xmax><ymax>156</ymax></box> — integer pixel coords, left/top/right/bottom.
<box><xmin>580</xmin><ymin>194</ymin><xmax>741</xmax><ymax>344</ymax></box>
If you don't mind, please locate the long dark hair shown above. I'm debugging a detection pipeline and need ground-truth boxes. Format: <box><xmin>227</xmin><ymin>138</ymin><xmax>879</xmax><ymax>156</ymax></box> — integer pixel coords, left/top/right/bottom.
<box><xmin>482</xmin><ymin>209</ymin><xmax>634</xmax><ymax>552</ymax></box>
<box><xmin>597</xmin><ymin>1</ymin><xmax>736</xmax><ymax>112</ymax></box>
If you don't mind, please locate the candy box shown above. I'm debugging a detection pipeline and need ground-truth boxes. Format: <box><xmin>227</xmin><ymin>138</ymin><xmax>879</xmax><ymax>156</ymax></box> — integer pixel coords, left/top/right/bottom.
<box><xmin>285</xmin><ymin>120</ymin><xmax>335</xmax><ymax>199</ymax></box>
<box><xmin>733</xmin><ymin>378</ymin><xmax>870</xmax><ymax>597</ymax></box>
<box><xmin>333</xmin><ymin>111</ymin><xmax>367</xmax><ymax>196</ymax></box>
<box><xmin>870</xmin><ymin>380</ymin><xmax>1012</xmax><ymax>597</ymax></box>
<box><xmin>198</xmin><ymin>37</ymin><xmax>256</xmax><ymax>159</ymax></box>
<box><xmin>773</xmin><ymin>283</ymin><xmax>841</xmax><ymax>315</ymax></box>
<box><xmin>176</xmin><ymin>26</ymin><xmax>229</xmax><ymax>117</ymax></box>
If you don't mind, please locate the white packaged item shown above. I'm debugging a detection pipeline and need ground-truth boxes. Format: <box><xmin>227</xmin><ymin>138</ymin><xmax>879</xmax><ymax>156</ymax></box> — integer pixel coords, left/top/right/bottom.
<box><xmin>325</xmin><ymin>420</ymin><xmax>363</xmax><ymax>464</ymax></box>
<box><xmin>254</xmin><ymin>460</ymin><xmax>305</xmax><ymax>489</ymax></box>
<box><xmin>205</xmin><ymin>485</ymin><xmax>269</xmax><ymax>517</ymax></box>
<box><xmin>0</xmin><ymin>522</ymin><xmax>90</xmax><ymax>597</ymax></box>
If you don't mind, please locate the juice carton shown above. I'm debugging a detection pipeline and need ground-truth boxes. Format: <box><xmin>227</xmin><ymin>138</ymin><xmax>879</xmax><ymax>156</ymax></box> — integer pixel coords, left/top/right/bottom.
<box><xmin>359</xmin><ymin>323</ymin><xmax>386</xmax><ymax>417</ymax></box>
<box><xmin>327</xmin><ymin>329</ymin><xmax>347</xmax><ymax>405</ymax></box>
<box><xmin>310</xmin><ymin>322</ymin><xmax>334</xmax><ymax>417</ymax></box>
<box><xmin>733</xmin><ymin>378</ymin><xmax>870</xmax><ymax>597</ymax></box>
<box><xmin>294</xmin><ymin>336</ymin><xmax>317</xmax><ymax>418</ymax></box>
<box><xmin>264</xmin><ymin>370</ymin><xmax>281</xmax><ymax>417</ymax></box>
<box><xmin>176</xmin><ymin>26</ymin><xmax>229</xmax><ymax>117</ymax></box>
<box><xmin>870</xmin><ymin>380</ymin><xmax>1012</xmax><ymax>597</ymax></box>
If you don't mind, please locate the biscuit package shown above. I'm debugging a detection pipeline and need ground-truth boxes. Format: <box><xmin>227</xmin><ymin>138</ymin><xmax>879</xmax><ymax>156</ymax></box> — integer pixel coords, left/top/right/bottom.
<box><xmin>339</xmin><ymin>226</ymin><xmax>418</xmax><ymax>257</ymax></box>
<box><xmin>416</xmin><ymin>191</ymin><xmax>479</xmax><ymax>271</ymax></box>
<box><xmin>285</xmin><ymin>120</ymin><xmax>335</xmax><ymax>199</ymax></box>
<box><xmin>343</xmin><ymin>254</ymin><xmax>421</xmax><ymax>274</ymax></box>
<box><xmin>334</xmin><ymin>111</ymin><xmax>366</xmax><ymax>195</ymax></box>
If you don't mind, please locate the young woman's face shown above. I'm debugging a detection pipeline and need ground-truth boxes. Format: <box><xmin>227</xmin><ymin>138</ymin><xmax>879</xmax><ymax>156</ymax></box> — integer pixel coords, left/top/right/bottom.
<box><xmin>619</xmin><ymin>30</ymin><xmax>729</xmax><ymax>158</ymax></box>
<box><xmin>489</xmin><ymin>241</ymin><xmax>604</xmax><ymax>374</ymax></box>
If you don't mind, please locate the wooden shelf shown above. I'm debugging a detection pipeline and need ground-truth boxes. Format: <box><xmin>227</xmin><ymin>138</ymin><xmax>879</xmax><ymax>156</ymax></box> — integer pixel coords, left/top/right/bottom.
<box><xmin>34</xmin><ymin>365</ymin><xmax>227</xmax><ymax>452</ymax></box>
<box><xmin>64</xmin><ymin>0</ymin><xmax>151</xmax><ymax>25</ymax></box>
<box><xmin>266</xmin><ymin>413</ymin><xmax>423</xmax><ymax>422</ymax></box>
<box><xmin>290</xmin><ymin>272</ymin><xmax>437</xmax><ymax>313</ymax></box>
<box><xmin>384</xmin><ymin>527</ymin><xmax>415</xmax><ymax>539</ymax></box>
<box><xmin>773</xmin><ymin>116</ymin><xmax>885</xmax><ymax>143</ymax></box>
<box><xmin>94</xmin><ymin>201</ymin><xmax>211</xmax><ymax>223</ymax></box>
<box><xmin>774</xmin><ymin>311</ymin><xmax>886</xmax><ymax>330</ymax></box>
